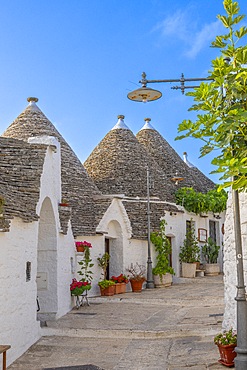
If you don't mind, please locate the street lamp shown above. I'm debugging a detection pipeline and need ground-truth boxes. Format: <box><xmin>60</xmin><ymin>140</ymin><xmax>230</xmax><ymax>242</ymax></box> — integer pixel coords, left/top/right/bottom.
<box><xmin>146</xmin><ymin>167</ymin><xmax>154</xmax><ymax>289</ymax></box>
<box><xmin>127</xmin><ymin>72</ymin><xmax>213</xmax><ymax>101</ymax></box>
<box><xmin>128</xmin><ymin>71</ymin><xmax>247</xmax><ymax>369</ymax></box>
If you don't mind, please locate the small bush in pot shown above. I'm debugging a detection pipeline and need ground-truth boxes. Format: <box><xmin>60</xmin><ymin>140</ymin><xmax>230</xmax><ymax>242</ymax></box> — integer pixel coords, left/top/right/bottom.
<box><xmin>179</xmin><ymin>222</ymin><xmax>200</xmax><ymax>278</ymax></box>
<box><xmin>97</xmin><ymin>252</ymin><xmax>115</xmax><ymax>296</ymax></box>
<box><xmin>126</xmin><ymin>263</ymin><xmax>146</xmax><ymax>292</ymax></box>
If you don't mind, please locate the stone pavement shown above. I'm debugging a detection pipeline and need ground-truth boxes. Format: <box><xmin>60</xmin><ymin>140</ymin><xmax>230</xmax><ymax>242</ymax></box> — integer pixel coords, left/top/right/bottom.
<box><xmin>8</xmin><ymin>276</ymin><xmax>227</xmax><ymax>370</ymax></box>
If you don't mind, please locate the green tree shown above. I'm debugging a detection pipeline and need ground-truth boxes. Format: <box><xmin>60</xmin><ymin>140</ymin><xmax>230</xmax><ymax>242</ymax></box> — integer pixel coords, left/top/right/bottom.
<box><xmin>176</xmin><ymin>0</ymin><xmax>247</xmax><ymax>191</ymax></box>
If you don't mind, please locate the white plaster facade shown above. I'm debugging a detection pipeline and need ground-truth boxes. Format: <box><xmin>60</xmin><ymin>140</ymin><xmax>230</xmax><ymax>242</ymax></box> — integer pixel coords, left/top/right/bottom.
<box><xmin>0</xmin><ymin>138</ymin><xmax>76</xmax><ymax>367</ymax></box>
<box><xmin>223</xmin><ymin>191</ymin><xmax>247</xmax><ymax>330</ymax></box>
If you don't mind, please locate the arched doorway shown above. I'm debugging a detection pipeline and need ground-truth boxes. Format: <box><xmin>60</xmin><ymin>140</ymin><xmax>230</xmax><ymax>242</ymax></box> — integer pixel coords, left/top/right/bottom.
<box><xmin>36</xmin><ymin>197</ymin><xmax>58</xmax><ymax>321</ymax></box>
<box><xmin>106</xmin><ymin>220</ymin><xmax>123</xmax><ymax>277</ymax></box>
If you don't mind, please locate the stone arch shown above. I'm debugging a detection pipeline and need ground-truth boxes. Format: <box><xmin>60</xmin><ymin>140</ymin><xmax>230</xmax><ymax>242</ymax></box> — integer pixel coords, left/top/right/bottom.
<box><xmin>36</xmin><ymin>197</ymin><xmax>58</xmax><ymax>321</ymax></box>
<box><xmin>106</xmin><ymin>220</ymin><xmax>123</xmax><ymax>277</ymax></box>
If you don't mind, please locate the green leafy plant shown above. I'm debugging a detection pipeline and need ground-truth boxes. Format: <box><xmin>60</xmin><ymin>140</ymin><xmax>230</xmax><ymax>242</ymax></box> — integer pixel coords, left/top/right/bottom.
<box><xmin>151</xmin><ymin>220</ymin><xmax>175</xmax><ymax>280</ymax></box>
<box><xmin>202</xmin><ymin>237</ymin><xmax>220</xmax><ymax>264</ymax></box>
<box><xmin>97</xmin><ymin>252</ymin><xmax>114</xmax><ymax>289</ymax></box>
<box><xmin>214</xmin><ymin>328</ymin><xmax>237</xmax><ymax>346</ymax></box>
<box><xmin>78</xmin><ymin>244</ymin><xmax>94</xmax><ymax>284</ymax></box>
<box><xmin>175</xmin><ymin>186</ymin><xmax>227</xmax><ymax>215</ymax></box>
<box><xmin>97</xmin><ymin>252</ymin><xmax>110</xmax><ymax>280</ymax></box>
<box><xmin>176</xmin><ymin>0</ymin><xmax>247</xmax><ymax>191</ymax></box>
<box><xmin>179</xmin><ymin>222</ymin><xmax>200</xmax><ymax>263</ymax></box>
<box><xmin>98</xmin><ymin>279</ymin><xmax>115</xmax><ymax>289</ymax></box>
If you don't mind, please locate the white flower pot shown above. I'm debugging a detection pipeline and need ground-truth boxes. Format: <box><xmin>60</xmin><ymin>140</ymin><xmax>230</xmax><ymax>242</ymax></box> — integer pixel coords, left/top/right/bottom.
<box><xmin>154</xmin><ymin>273</ymin><xmax>172</xmax><ymax>288</ymax></box>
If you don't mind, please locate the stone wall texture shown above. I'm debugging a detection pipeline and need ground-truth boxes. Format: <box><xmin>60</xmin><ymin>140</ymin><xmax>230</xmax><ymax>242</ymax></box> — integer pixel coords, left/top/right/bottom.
<box><xmin>223</xmin><ymin>191</ymin><xmax>247</xmax><ymax>329</ymax></box>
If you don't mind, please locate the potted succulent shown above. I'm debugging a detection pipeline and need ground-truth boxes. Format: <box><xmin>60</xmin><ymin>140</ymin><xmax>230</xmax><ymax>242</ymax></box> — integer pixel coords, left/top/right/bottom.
<box><xmin>97</xmin><ymin>252</ymin><xmax>115</xmax><ymax>296</ymax></box>
<box><xmin>214</xmin><ymin>328</ymin><xmax>237</xmax><ymax>367</ymax></box>
<box><xmin>111</xmin><ymin>274</ymin><xmax>129</xmax><ymax>294</ymax></box>
<box><xmin>126</xmin><ymin>263</ymin><xmax>146</xmax><ymax>292</ymax></box>
<box><xmin>202</xmin><ymin>237</ymin><xmax>220</xmax><ymax>276</ymax></box>
<box><xmin>179</xmin><ymin>223</ymin><xmax>200</xmax><ymax>278</ymax></box>
<box><xmin>151</xmin><ymin>220</ymin><xmax>175</xmax><ymax>287</ymax></box>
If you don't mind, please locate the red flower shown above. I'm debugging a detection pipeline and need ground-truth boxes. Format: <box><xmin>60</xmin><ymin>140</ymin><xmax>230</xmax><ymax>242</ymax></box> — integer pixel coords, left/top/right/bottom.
<box><xmin>75</xmin><ymin>241</ymin><xmax>92</xmax><ymax>248</ymax></box>
<box><xmin>111</xmin><ymin>274</ymin><xmax>129</xmax><ymax>284</ymax></box>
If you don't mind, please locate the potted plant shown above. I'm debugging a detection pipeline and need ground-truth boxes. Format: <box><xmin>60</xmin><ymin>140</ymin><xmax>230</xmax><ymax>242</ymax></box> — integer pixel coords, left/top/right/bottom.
<box><xmin>77</xmin><ymin>242</ymin><xmax>94</xmax><ymax>284</ymax></box>
<box><xmin>111</xmin><ymin>274</ymin><xmax>129</xmax><ymax>294</ymax></box>
<box><xmin>126</xmin><ymin>263</ymin><xmax>146</xmax><ymax>292</ymax></box>
<box><xmin>179</xmin><ymin>222</ymin><xmax>200</xmax><ymax>278</ymax></box>
<box><xmin>202</xmin><ymin>237</ymin><xmax>220</xmax><ymax>276</ymax></box>
<box><xmin>71</xmin><ymin>242</ymin><xmax>94</xmax><ymax>308</ymax></box>
<box><xmin>214</xmin><ymin>328</ymin><xmax>237</xmax><ymax>367</ymax></box>
<box><xmin>59</xmin><ymin>198</ymin><xmax>70</xmax><ymax>207</ymax></box>
<box><xmin>75</xmin><ymin>240</ymin><xmax>92</xmax><ymax>253</ymax></box>
<box><xmin>70</xmin><ymin>278</ymin><xmax>91</xmax><ymax>296</ymax></box>
<box><xmin>97</xmin><ymin>252</ymin><xmax>115</xmax><ymax>296</ymax></box>
<box><xmin>151</xmin><ymin>220</ymin><xmax>175</xmax><ymax>287</ymax></box>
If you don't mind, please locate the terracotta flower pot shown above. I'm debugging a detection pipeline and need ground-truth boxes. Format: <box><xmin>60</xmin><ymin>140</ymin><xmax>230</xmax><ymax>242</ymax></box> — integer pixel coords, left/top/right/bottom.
<box><xmin>114</xmin><ymin>282</ymin><xmax>126</xmax><ymax>294</ymax></box>
<box><xmin>76</xmin><ymin>245</ymin><xmax>85</xmax><ymax>252</ymax></box>
<box><xmin>130</xmin><ymin>278</ymin><xmax>145</xmax><ymax>292</ymax></box>
<box><xmin>217</xmin><ymin>343</ymin><xmax>236</xmax><ymax>367</ymax></box>
<box><xmin>99</xmin><ymin>285</ymin><xmax>115</xmax><ymax>296</ymax></box>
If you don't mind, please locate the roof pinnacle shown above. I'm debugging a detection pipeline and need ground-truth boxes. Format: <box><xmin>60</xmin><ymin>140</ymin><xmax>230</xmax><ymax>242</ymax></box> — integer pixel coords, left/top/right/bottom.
<box><xmin>27</xmin><ymin>97</ymin><xmax>39</xmax><ymax>103</ymax></box>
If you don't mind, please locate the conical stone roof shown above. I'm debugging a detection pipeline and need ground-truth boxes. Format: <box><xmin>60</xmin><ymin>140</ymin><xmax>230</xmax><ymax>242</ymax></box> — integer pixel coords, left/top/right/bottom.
<box><xmin>2</xmin><ymin>98</ymin><xmax>104</xmax><ymax>236</ymax></box>
<box><xmin>136</xmin><ymin>118</ymin><xmax>215</xmax><ymax>195</ymax></box>
<box><xmin>84</xmin><ymin>116</ymin><xmax>178</xmax><ymax>202</ymax></box>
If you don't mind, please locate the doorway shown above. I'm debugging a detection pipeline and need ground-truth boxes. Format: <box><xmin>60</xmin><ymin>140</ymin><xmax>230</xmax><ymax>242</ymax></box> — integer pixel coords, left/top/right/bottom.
<box><xmin>36</xmin><ymin>197</ymin><xmax>58</xmax><ymax>321</ymax></box>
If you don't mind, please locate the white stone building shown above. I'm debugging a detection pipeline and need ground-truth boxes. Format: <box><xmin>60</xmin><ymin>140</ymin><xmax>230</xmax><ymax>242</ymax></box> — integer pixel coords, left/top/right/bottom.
<box><xmin>0</xmin><ymin>99</ymin><xmax>225</xmax><ymax>367</ymax></box>
<box><xmin>222</xmin><ymin>191</ymin><xmax>247</xmax><ymax>330</ymax></box>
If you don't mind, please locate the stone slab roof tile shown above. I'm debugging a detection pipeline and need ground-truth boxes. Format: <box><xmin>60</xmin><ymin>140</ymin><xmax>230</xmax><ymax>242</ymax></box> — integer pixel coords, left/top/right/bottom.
<box><xmin>122</xmin><ymin>200</ymin><xmax>182</xmax><ymax>239</ymax></box>
<box><xmin>0</xmin><ymin>137</ymin><xmax>47</xmax><ymax>227</ymax></box>
<box><xmin>2</xmin><ymin>99</ymin><xmax>102</xmax><ymax>236</ymax></box>
<box><xmin>136</xmin><ymin>126</ymin><xmax>215</xmax><ymax>195</ymax></box>
<box><xmin>84</xmin><ymin>128</ymin><xmax>178</xmax><ymax>203</ymax></box>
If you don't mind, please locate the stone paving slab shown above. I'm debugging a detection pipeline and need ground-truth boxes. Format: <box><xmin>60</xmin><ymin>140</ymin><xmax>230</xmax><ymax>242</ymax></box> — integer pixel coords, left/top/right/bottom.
<box><xmin>8</xmin><ymin>276</ymin><xmax>226</xmax><ymax>370</ymax></box>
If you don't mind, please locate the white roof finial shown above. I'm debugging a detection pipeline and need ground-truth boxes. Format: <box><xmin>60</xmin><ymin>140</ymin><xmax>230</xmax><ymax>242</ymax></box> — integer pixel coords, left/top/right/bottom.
<box><xmin>27</xmin><ymin>97</ymin><xmax>41</xmax><ymax>112</ymax></box>
<box><xmin>139</xmin><ymin>117</ymin><xmax>155</xmax><ymax>131</ymax></box>
<box><xmin>183</xmin><ymin>152</ymin><xmax>195</xmax><ymax>168</ymax></box>
<box><xmin>111</xmin><ymin>115</ymin><xmax>130</xmax><ymax>130</ymax></box>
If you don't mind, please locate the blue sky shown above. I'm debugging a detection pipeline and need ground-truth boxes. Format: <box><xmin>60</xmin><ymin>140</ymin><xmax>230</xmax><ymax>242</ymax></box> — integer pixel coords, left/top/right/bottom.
<box><xmin>0</xmin><ymin>0</ymin><xmax>246</xmax><ymax>183</ymax></box>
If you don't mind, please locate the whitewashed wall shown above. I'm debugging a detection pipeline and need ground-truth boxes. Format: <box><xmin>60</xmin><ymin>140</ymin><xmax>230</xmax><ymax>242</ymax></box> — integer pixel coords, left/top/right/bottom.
<box><xmin>223</xmin><ymin>191</ymin><xmax>247</xmax><ymax>330</ymax></box>
<box><xmin>0</xmin><ymin>137</ymin><xmax>76</xmax><ymax>367</ymax></box>
<box><xmin>0</xmin><ymin>218</ymin><xmax>41</xmax><ymax>368</ymax></box>
<box><xmin>163</xmin><ymin>209</ymin><xmax>225</xmax><ymax>278</ymax></box>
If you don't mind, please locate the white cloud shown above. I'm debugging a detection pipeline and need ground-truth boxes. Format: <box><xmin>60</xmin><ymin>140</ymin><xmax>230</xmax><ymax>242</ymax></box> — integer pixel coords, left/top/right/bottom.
<box><xmin>185</xmin><ymin>20</ymin><xmax>222</xmax><ymax>58</ymax></box>
<box><xmin>152</xmin><ymin>9</ymin><xmax>223</xmax><ymax>59</ymax></box>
